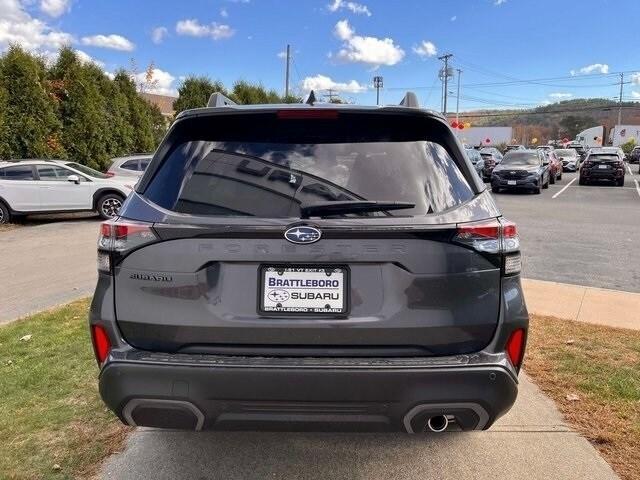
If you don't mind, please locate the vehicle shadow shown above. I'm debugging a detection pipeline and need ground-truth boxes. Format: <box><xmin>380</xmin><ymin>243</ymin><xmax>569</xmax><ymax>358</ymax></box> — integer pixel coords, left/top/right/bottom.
<box><xmin>11</xmin><ymin>212</ymin><xmax>99</xmax><ymax>226</ymax></box>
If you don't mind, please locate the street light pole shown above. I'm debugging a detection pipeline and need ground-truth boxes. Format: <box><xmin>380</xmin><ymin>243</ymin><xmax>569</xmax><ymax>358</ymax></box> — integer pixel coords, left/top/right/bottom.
<box><xmin>373</xmin><ymin>76</ymin><xmax>383</xmax><ymax>105</ymax></box>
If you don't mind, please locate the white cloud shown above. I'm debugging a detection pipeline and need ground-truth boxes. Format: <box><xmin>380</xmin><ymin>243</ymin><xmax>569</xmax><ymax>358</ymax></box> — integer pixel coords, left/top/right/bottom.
<box><xmin>133</xmin><ymin>67</ymin><xmax>177</xmax><ymax>96</ymax></box>
<box><xmin>631</xmin><ymin>72</ymin><xmax>640</xmax><ymax>85</ymax></box>
<box><xmin>220</xmin><ymin>7</ymin><xmax>228</xmax><ymax>18</ymax></box>
<box><xmin>549</xmin><ymin>92</ymin><xmax>573</xmax><ymax>99</ymax></box>
<box><xmin>571</xmin><ymin>63</ymin><xmax>609</xmax><ymax>75</ymax></box>
<box><xmin>450</xmin><ymin>15</ymin><xmax>457</xmax><ymax>21</ymax></box>
<box><xmin>81</xmin><ymin>34</ymin><xmax>135</xmax><ymax>51</ymax></box>
<box><xmin>631</xmin><ymin>91</ymin><xmax>640</xmax><ymax>99</ymax></box>
<box><xmin>0</xmin><ymin>0</ymin><xmax>75</xmax><ymax>51</ymax></box>
<box><xmin>151</xmin><ymin>26</ymin><xmax>168</xmax><ymax>44</ymax></box>
<box><xmin>413</xmin><ymin>40</ymin><xmax>437</xmax><ymax>57</ymax></box>
<box><xmin>328</xmin><ymin>0</ymin><xmax>371</xmax><ymax>16</ymax></box>
<box><xmin>40</xmin><ymin>0</ymin><xmax>71</xmax><ymax>17</ymax></box>
<box><xmin>301</xmin><ymin>74</ymin><xmax>366</xmax><ymax>93</ymax></box>
<box><xmin>277</xmin><ymin>50</ymin><xmax>287</xmax><ymax>59</ymax></box>
<box><xmin>332</xmin><ymin>19</ymin><xmax>404</xmax><ymax>67</ymax></box>
<box><xmin>175</xmin><ymin>19</ymin><xmax>235</xmax><ymax>40</ymax></box>
<box><xmin>494</xmin><ymin>0</ymin><xmax>507</xmax><ymax>5</ymax></box>
<box><xmin>73</xmin><ymin>49</ymin><xmax>104</xmax><ymax>68</ymax></box>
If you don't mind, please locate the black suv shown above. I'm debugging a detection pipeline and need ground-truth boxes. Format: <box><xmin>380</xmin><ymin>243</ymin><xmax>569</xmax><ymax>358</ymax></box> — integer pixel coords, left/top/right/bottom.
<box><xmin>90</xmin><ymin>93</ymin><xmax>528</xmax><ymax>434</ymax></box>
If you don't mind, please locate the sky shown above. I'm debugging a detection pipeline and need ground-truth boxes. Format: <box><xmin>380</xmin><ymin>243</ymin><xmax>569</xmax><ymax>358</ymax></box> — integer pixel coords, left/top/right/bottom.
<box><xmin>2</xmin><ymin>0</ymin><xmax>640</xmax><ymax>110</ymax></box>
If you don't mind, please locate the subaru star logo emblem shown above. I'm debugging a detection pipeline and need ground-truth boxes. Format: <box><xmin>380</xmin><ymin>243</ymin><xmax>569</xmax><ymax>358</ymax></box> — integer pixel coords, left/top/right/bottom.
<box><xmin>284</xmin><ymin>226</ymin><xmax>322</xmax><ymax>244</ymax></box>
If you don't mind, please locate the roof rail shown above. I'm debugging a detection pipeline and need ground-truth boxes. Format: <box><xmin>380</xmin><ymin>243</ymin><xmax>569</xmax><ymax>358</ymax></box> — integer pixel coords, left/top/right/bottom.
<box><xmin>207</xmin><ymin>92</ymin><xmax>237</xmax><ymax>107</ymax></box>
<box><xmin>399</xmin><ymin>92</ymin><xmax>420</xmax><ymax>108</ymax></box>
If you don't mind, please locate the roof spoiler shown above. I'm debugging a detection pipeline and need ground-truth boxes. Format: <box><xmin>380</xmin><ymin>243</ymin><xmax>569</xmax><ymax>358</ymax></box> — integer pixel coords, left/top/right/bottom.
<box><xmin>207</xmin><ymin>92</ymin><xmax>237</xmax><ymax>107</ymax></box>
<box><xmin>399</xmin><ymin>91</ymin><xmax>419</xmax><ymax>108</ymax></box>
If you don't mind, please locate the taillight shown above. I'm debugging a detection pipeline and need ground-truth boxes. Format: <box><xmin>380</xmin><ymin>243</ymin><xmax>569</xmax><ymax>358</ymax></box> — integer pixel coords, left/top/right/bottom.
<box><xmin>104</xmin><ymin>172</ymin><xmax>115</xmax><ymax>177</ymax></box>
<box><xmin>454</xmin><ymin>218</ymin><xmax>519</xmax><ymax>254</ymax></box>
<box><xmin>97</xmin><ymin>220</ymin><xmax>157</xmax><ymax>273</ymax></box>
<box><xmin>91</xmin><ymin>324</ymin><xmax>112</xmax><ymax>365</ymax></box>
<box><xmin>506</xmin><ymin>328</ymin><xmax>526</xmax><ymax>369</ymax></box>
<box><xmin>454</xmin><ymin>218</ymin><xmax>521</xmax><ymax>275</ymax></box>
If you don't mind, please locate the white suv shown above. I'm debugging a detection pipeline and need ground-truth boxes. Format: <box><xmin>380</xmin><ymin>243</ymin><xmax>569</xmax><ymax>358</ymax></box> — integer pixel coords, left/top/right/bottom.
<box><xmin>0</xmin><ymin>159</ymin><xmax>134</xmax><ymax>224</ymax></box>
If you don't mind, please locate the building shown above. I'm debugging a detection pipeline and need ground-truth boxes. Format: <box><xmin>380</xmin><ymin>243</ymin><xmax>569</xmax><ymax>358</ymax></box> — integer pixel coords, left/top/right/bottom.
<box><xmin>139</xmin><ymin>92</ymin><xmax>176</xmax><ymax>119</ymax></box>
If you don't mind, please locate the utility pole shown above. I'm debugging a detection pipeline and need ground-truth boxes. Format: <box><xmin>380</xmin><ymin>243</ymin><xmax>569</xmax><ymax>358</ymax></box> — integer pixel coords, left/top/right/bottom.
<box><xmin>323</xmin><ymin>89</ymin><xmax>339</xmax><ymax>103</ymax></box>
<box><xmin>285</xmin><ymin>44</ymin><xmax>291</xmax><ymax>99</ymax></box>
<box><xmin>455</xmin><ymin>68</ymin><xmax>462</xmax><ymax>126</ymax></box>
<box><xmin>373</xmin><ymin>76</ymin><xmax>383</xmax><ymax>105</ymax></box>
<box><xmin>617</xmin><ymin>72</ymin><xmax>624</xmax><ymax>126</ymax></box>
<box><xmin>438</xmin><ymin>53</ymin><xmax>453</xmax><ymax>115</ymax></box>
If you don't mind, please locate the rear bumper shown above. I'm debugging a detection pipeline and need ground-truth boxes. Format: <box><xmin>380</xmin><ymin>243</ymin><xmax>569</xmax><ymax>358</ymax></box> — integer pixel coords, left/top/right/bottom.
<box><xmin>99</xmin><ymin>350</ymin><xmax>519</xmax><ymax>433</ymax></box>
<box><xmin>491</xmin><ymin>176</ymin><xmax>538</xmax><ymax>190</ymax></box>
<box><xmin>581</xmin><ymin>168</ymin><xmax>624</xmax><ymax>180</ymax></box>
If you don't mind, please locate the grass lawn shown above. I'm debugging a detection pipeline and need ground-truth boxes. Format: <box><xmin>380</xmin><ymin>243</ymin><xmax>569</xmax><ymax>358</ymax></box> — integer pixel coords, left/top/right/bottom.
<box><xmin>0</xmin><ymin>299</ymin><xmax>128</xmax><ymax>480</ymax></box>
<box><xmin>526</xmin><ymin>315</ymin><xmax>640</xmax><ymax>480</ymax></box>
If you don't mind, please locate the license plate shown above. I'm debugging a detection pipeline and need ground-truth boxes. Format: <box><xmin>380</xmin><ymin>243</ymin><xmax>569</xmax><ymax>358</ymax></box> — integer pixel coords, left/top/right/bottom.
<box><xmin>598</xmin><ymin>164</ymin><xmax>608</xmax><ymax>169</ymax></box>
<box><xmin>260</xmin><ymin>266</ymin><xmax>348</xmax><ymax>315</ymax></box>
<box><xmin>507</xmin><ymin>180</ymin><xmax>517</xmax><ymax>185</ymax></box>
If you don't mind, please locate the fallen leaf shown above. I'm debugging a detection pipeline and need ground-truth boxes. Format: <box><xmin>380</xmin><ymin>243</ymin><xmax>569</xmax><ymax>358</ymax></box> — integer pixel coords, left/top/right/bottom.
<box><xmin>566</xmin><ymin>393</ymin><xmax>580</xmax><ymax>401</ymax></box>
<box><xmin>565</xmin><ymin>339</ymin><xmax>575</xmax><ymax>345</ymax></box>
<box><xmin>52</xmin><ymin>464</ymin><xmax>61</xmax><ymax>471</ymax></box>
<box><xmin>19</xmin><ymin>334</ymin><xmax>32</xmax><ymax>342</ymax></box>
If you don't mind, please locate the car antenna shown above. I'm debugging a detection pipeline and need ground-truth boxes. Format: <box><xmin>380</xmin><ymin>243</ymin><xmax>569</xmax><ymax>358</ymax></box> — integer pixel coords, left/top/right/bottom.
<box><xmin>306</xmin><ymin>90</ymin><xmax>317</xmax><ymax>106</ymax></box>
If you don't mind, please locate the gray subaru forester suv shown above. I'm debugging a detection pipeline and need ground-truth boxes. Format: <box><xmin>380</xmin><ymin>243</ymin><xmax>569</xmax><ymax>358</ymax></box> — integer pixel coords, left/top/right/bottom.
<box><xmin>90</xmin><ymin>92</ymin><xmax>528</xmax><ymax>434</ymax></box>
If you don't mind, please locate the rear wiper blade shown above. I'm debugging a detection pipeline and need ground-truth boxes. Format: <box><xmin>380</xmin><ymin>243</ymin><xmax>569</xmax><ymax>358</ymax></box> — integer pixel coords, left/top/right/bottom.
<box><xmin>300</xmin><ymin>200</ymin><xmax>415</xmax><ymax>218</ymax></box>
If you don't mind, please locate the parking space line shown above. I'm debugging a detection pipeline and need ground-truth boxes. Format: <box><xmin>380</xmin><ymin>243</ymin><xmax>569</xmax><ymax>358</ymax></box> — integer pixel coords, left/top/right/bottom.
<box><xmin>552</xmin><ymin>178</ymin><xmax>576</xmax><ymax>199</ymax></box>
<box><xmin>634</xmin><ymin>179</ymin><xmax>640</xmax><ymax>199</ymax></box>
<box><xmin>626</xmin><ymin>164</ymin><xmax>633</xmax><ymax>176</ymax></box>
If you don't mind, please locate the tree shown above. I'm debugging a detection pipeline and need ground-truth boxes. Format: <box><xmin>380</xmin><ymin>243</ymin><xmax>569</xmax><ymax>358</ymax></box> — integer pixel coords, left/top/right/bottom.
<box><xmin>0</xmin><ymin>45</ymin><xmax>63</xmax><ymax>159</ymax></box>
<box><xmin>113</xmin><ymin>71</ymin><xmax>156</xmax><ymax>154</ymax></box>
<box><xmin>557</xmin><ymin>115</ymin><xmax>597</xmax><ymax>139</ymax></box>
<box><xmin>173</xmin><ymin>77</ymin><xmax>226</xmax><ymax>112</ymax></box>
<box><xmin>0</xmin><ymin>83</ymin><xmax>9</xmax><ymax>158</ymax></box>
<box><xmin>620</xmin><ymin>138</ymin><xmax>636</xmax><ymax>156</ymax></box>
<box><xmin>50</xmin><ymin>48</ymin><xmax>112</xmax><ymax>170</ymax></box>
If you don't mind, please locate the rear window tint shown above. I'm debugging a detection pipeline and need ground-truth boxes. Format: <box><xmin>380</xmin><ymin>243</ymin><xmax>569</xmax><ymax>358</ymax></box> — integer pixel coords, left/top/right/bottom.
<box><xmin>121</xmin><ymin>160</ymin><xmax>139</xmax><ymax>170</ymax></box>
<box><xmin>145</xmin><ymin>140</ymin><xmax>474</xmax><ymax>218</ymax></box>
<box><xmin>0</xmin><ymin>165</ymin><xmax>35</xmax><ymax>180</ymax></box>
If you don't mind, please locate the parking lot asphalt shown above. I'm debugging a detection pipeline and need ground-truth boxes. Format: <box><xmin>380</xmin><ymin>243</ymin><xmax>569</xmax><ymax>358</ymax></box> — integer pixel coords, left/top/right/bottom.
<box><xmin>0</xmin><ymin>217</ymin><xmax>98</xmax><ymax>324</ymax></box>
<box><xmin>99</xmin><ymin>373</ymin><xmax>617</xmax><ymax>480</ymax></box>
<box><xmin>493</xmin><ymin>166</ymin><xmax>640</xmax><ymax>292</ymax></box>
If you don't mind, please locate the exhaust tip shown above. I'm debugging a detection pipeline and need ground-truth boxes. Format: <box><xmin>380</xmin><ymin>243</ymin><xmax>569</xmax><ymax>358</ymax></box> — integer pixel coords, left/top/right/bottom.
<box><xmin>427</xmin><ymin>415</ymin><xmax>449</xmax><ymax>433</ymax></box>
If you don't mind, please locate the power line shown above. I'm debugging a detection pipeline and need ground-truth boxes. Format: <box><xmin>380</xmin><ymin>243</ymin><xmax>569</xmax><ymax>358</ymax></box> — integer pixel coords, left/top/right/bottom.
<box><xmin>456</xmin><ymin>104</ymin><xmax>640</xmax><ymax>119</ymax></box>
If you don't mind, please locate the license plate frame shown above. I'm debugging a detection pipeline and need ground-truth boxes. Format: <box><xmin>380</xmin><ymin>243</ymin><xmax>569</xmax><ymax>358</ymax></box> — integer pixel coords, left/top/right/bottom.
<box><xmin>507</xmin><ymin>180</ymin><xmax>517</xmax><ymax>185</ymax></box>
<box><xmin>258</xmin><ymin>265</ymin><xmax>350</xmax><ymax>316</ymax></box>
<box><xmin>598</xmin><ymin>164</ymin><xmax>609</xmax><ymax>169</ymax></box>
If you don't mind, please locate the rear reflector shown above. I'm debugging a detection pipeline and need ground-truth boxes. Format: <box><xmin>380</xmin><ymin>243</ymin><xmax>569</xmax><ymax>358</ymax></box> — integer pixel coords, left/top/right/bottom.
<box><xmin>506</xmin><ymin>328</ymin><xmax>525</xmax><ymax>369</ymax></box>
<box><xmin>91</xmin><ymin>324</ymin><xmax>111</xmax><ymax>365</ymax></box>
<box><xmin>277</xmin><ymin>110</ymin><xmax>339</xmax><ymax>120</ymax></box>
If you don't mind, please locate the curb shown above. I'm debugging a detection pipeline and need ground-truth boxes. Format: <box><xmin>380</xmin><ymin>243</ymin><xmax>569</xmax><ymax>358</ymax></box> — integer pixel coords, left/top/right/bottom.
<box><xmin>523</xmin><ymin>278</ymin><xmax>640</xmax><ymax>330</ymax></box>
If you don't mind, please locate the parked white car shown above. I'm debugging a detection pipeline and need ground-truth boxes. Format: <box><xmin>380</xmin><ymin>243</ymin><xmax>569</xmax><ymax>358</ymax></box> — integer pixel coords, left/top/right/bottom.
<box><xmin>106</xmin><ymin>154</ymin><xmax>152</xmax><ymax>178</ymax></box>
<box><xmin>0</xmin><ymin>159</ymin><xmax>134</xmax><ymax>224</ymax></box>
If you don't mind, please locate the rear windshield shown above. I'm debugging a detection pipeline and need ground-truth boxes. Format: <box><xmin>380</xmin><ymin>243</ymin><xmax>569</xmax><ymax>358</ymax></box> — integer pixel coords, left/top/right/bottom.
<box><xmin>501</xmin><ymin>152</ymin><xmax>540</xmax><ymax>165</ymax></box>
<box><xmin>589</xmin><ymin>155</ymin><xmax>618</xmax><ymax>161</ymax></box>
<box><xmin>65</xmin><ymin>162</ymin><xmax>109</xmax><ymax>179</ymax></box>
<box><xmin>555</xmin><ymin>149</ymin><xmax>577</xmax><ymax>157</ymax></box>
<box><xmin>144</xmin><ymin>140</ymin><xmax>475</xmax><ymax>218</ymax></box>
